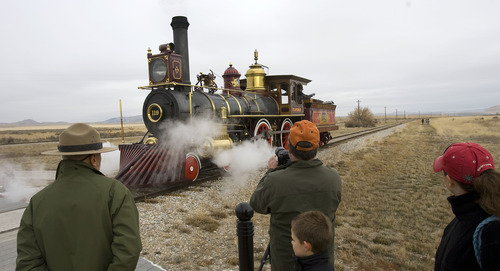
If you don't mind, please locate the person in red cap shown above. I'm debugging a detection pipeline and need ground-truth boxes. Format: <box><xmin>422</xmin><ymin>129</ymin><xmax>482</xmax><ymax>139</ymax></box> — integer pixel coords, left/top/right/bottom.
<box><xmin>250</xmin><ymin>120</ymin><xmax>342</xmax><ymax>271</ymax></box>
<box><xmin>16</xmin><ymin>123</ymin><xmax>142</xmax><ymax>271</ymax></box>
<box><xmin>433</xmin><ymin>142</ymin><xmax>500</xmax><ymax>271</ymax></box>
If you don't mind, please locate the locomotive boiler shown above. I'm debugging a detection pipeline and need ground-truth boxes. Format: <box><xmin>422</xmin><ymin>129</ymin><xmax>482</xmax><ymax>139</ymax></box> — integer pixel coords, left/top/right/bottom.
<box><xmin>115</xmin><ymin>16</ymin><xmax>338</xmax><ymax>188</ymax></box>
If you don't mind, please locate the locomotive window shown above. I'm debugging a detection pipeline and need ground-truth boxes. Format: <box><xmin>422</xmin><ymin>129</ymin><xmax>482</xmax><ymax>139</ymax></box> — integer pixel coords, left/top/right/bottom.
<box><xmin>281</xmin><ymin>83</ymin><xmax>289</xmax><ymax>105</ymax></box>
<box><xmin>269</xmin><ymin>84</ymin><xmax>277</xmax><ymax>93</ymax></box>
<box><xmin>150</xmin><ymin>59</ymin><xmax>167</xmax><ymax>82</ymax></box>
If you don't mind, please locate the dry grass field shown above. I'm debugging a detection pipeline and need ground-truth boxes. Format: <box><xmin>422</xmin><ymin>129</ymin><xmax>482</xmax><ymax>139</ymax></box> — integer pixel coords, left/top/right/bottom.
<box><xmin>329</xmin><ymin>115</ymin><xmax>500</xmax><ymax>270</ymax></box>
<box><xmin>1</xmin><ymin>116</ymin><xmax>499</xmax><ymax>270</ymax></box>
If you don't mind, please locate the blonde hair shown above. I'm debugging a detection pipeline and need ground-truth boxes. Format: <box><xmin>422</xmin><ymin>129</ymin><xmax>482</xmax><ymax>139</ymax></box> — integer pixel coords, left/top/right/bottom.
<box><xmin>474</xmin><ymin>169</ymin><xmax>500</xmax><ymax>216</ymax></box>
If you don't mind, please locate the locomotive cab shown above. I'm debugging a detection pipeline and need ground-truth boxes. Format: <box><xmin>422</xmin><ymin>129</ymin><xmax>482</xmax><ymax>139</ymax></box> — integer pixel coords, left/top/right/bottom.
<box><xmin>264</xmin><ymin>75</ymin><xmax>311</xmax><ymax>116</ymax></box>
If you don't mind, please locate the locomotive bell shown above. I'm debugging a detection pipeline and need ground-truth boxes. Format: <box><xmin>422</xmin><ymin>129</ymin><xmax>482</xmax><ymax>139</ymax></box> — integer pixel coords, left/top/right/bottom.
<box><xmin>245</xmin><ymin>50</ymin><xmax>266</xmax><ymax>92</ymax></box>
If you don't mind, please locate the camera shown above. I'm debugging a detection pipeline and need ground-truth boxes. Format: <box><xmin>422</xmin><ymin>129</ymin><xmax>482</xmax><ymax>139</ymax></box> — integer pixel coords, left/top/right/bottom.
<box><xmin>275</xmin><ymin>147</ymin><xmax>290</xmax><ymax>166</ymax></box>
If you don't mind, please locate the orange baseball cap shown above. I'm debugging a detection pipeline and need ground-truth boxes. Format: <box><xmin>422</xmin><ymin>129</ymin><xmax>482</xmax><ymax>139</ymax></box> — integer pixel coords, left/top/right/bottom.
<box><xmin>289</xmin><ymin>120</ymin><xmax>320</xmax><ymax>151</ymax></box>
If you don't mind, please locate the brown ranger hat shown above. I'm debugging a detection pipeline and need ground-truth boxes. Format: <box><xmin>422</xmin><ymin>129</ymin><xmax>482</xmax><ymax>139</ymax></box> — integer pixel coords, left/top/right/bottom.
<box><xmin>42</xmin><ymin>123</ymin><xmax>117</xmax><ymax>155</ymax></box>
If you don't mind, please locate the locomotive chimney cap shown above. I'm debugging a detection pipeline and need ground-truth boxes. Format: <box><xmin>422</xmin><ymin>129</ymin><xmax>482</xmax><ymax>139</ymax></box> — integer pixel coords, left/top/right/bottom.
<box><xmin>170</xmin><ymin>16</ymin><xmax>190</xmax><ymax>29</ymax></box>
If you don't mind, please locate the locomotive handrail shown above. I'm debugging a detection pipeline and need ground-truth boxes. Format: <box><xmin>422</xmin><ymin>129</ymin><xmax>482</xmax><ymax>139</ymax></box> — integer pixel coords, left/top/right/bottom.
<box><xmin>138</xmin><ymin>81</ymin><xmax>263</xmax><ymax>97</ymax></box>
<box><xmin>227</xmin><ymin>114</ymin><xmax>305</xmax><ymax>118</ymax></box>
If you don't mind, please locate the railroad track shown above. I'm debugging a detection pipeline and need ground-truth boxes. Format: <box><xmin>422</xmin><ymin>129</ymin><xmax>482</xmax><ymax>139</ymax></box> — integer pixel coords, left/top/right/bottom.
<box><xmin>131</xmin><ymin>122</ymin><xmax>406</xmax><ymax>201</ymax></box>
<box><xmin>329</xmin><ymin>123</ymin><xmax>402</xmax><ymax>145</ymax></box>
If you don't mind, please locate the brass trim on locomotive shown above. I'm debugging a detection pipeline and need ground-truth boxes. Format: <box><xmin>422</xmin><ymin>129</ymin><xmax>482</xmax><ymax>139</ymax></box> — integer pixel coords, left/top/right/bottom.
<box><xmin>147</xmin><ymin>103</ymin><xmax>163</xmax><ymax>123</ymax></box>
<box><xmin>227</xmin><ymin>94</ymin><xmax>243</xmax><ymax>115</ymax></box>
<box><xmin>198</xmin><ymin>91</ymin><xmax>217</xmax><ymax>117</ymax></box>
<box><xmin>215</xmin><ymin>93</ymin><xmax>232</xmax><ymax>116</ymax></box>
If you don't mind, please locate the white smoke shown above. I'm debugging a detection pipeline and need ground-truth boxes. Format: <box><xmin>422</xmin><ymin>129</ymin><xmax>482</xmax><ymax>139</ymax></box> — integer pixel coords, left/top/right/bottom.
<box><xmin>100</xmin><ymin>141</ymin><xmax>120</xmax><ymax>176</ymax></box>
<box><xmin>0</xmin><ymin>162</ymin><xmax>51</xmax><ymax>203</ymax></box>
<box><xmin>155</xmin><ymin>118</ymin><xmax>274</xmax><ymax>186</ymax></box>
<box><xmin>158</xmin><ymin>117</ymin><xmax>221</xmax><ymax>151</ymax></box>
<box><xmin>0</xmin><ymin>142</ymin><xmax>121</xmax><ymax>204</ymax></box>
<box><xmin>130</xmin><ymin>118</ymin><xmax>223</xmax><ymax>183</ymax></box>
<box><xmin>212</xmin><ymin>140</ymin><xmax>274</xmax><ymax>186</ymax></box>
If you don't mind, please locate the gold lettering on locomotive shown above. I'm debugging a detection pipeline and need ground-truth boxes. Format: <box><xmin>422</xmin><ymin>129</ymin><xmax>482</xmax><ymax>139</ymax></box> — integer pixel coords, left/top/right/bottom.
<box><xmin>147</xmin><ymin>103</ymin><xmax>163</xmax><ymax>123</ymax></box>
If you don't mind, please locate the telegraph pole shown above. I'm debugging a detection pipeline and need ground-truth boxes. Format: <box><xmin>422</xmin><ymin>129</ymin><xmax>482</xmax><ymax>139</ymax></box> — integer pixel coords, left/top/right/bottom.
<box><xmin>357</xmin><ymin>100</ymin><xmax>361</xmax><ymax>127</ymax></box>
<box><xmin>384</xmin><ymin>106</ymin><xmax>387</xmax><ymax>123</ymax></box>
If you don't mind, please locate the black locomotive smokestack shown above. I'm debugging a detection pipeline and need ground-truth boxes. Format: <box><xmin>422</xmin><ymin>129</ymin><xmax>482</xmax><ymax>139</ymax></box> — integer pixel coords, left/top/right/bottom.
<box><xmin>171</xmin><ymin>16</ymin><xmax>191</xmax><ymax>85</ymax></box>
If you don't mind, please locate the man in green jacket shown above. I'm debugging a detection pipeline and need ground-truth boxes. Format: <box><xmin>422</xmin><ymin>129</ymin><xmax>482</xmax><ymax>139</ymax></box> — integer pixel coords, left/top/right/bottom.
<box><xmin>16</xmin><ymin>123</ymin><xmax>142</xmax><ymax>271</ymax></box>
<box><xmin>250</xmin><ymin>120</ymin><xmax>342</xmax><ymax>271</ymax></box>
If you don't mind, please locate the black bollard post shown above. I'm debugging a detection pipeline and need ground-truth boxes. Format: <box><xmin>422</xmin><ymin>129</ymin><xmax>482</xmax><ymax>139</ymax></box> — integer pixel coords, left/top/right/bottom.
<box><xmin>235</xmin><ymin>202</ymin><xmax>254</xmax><ymax>271</ymax></box>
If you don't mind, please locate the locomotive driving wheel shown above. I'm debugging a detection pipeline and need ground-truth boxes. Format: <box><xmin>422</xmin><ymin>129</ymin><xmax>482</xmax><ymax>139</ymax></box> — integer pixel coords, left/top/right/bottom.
<box><xmin>254</xmin><ymin>118</ymin><xmax>273</xmax><ymax>145</ymax></box>
<box><xmin>319</xmin><ymin>132</ymin><xmax>332</xmax><ymax>146</ymax></box>
<box><xmin>280</xmin><ymin>118</ymin><xmax>293</xmax><ymax>149</ymax></box>
<box><xmin>185</xmin><ymin>152</ymin><xmax>201</xmax><ymax>181</ymax></box>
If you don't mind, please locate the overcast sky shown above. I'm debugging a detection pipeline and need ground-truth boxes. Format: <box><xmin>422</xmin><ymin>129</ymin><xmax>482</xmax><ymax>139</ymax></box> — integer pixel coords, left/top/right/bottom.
<box><xmin>1</xmin><ymin>0</ymin><xmax>499</xmax><ymax>123</ymax></box>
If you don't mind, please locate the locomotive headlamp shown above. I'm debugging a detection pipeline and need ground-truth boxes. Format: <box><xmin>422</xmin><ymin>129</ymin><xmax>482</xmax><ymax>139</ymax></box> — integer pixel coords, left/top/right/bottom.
<box><xmin>150</xmin><ymin>58</ymin><xmax>168</xmax><ymax>83</ymax></box>
<box><xmin>147</xmin><ymin>47</ymin><xmax>182</xmax><ymax>85</ymax></box>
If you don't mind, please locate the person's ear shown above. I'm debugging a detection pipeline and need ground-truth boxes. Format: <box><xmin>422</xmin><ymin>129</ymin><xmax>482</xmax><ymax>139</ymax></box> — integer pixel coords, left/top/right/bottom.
<box><xmin>303</xmin><ymin>241</ymin><xmax>311</xmax><ymax>251</ymax></box>
<box><xmin>89</xmin><ymin>154</ymin><xmax>99</xmax><ymax>168</ymax></box>
<box><xmin>444</xmin><ymin>174</ymin><xmax>454</xmax><ymax>188</ymax></box>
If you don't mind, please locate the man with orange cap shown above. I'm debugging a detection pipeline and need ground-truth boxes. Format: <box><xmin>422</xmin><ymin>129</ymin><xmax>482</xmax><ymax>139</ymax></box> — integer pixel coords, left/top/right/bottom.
<box><xmin>16</xmin><ymin>123</ymin><xmax>142</xmax><ymax>271</ymax></box>
<box><xmin>250</xmin><ymin>120</ymin><xmax>342</xmax><ymax>271</ymax></box>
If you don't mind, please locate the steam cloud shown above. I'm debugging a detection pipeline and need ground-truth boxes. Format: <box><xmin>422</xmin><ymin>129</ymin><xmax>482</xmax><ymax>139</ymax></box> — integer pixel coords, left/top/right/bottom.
<box><xmin>0</xmin><ymin>162</ymin><xmax>50</xmax><ymax>203</ymax></box>
<box><xmin>100</xmin><ymin>141</ymin><xmax>120</xmax><ymax>176</ymax></box>
<box><xmin>0</xmin><ymin>141</ymin><xmax>120</xmax><ymax>204</ymax></box>
<box><xmin>155</xmin><ymin>117</ymin><xmax>274</xmax><ymax>185</ymax></box>
<box><xmin>158</xmin><ymin>117</ymin><xmax>221</xmax><ymax>150</ymax></box>
<box><xmin>212</xmin><ymin>139</ymin><xmax>274</xmax><ymax>186</ymax></box>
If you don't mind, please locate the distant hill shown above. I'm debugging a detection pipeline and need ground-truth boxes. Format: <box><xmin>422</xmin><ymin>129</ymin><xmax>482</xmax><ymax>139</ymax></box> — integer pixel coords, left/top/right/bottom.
<box><xmin>0</xmin><ymin>119</ymin><xmax>69</xmax><ymax>127</ymax></box>
<box><xmin>0</xmin><ymin>116</ymin><xmax>143</xmax><ymax>127</ymax></box>
<box><xmin>484</xmin><ymin>105</ymin><xmax>500</xmax><ymax>115</ymax></box>
<box><xmin>14</xmin><ymin>119</ymin><xmax>41</xmax><ymax>126</ymax></box>
<box><xmin>102</xmin><ymin>115</ymin><xmax>143</xmax><ymax>124</ymax></box>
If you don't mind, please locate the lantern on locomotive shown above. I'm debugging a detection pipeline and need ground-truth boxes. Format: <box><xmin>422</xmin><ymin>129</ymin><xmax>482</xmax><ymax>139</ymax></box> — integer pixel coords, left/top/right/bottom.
<box><xmin>144</xmin><ymin>43</ymin><xmax>182</xmax><ymax>129</ymax></box>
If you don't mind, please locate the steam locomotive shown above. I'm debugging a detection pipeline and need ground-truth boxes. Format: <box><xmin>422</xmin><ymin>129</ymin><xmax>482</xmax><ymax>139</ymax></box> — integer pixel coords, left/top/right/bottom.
<box><xmin>115</xmin><ymin>16</ymin><xmax>338</xmax><ymax>188</ymax></box>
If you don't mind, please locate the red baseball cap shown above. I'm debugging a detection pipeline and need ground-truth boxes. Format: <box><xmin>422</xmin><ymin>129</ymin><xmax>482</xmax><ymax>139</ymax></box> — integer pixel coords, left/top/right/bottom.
<box><xmin>289</xmin><ymin>120</ymin><xmax>320</xmax><ymax>151</ymax></box>
<box><xmin>433</xmin><ymin>142</ymin><xmax>495</xmax><ymax>184</ymax></box>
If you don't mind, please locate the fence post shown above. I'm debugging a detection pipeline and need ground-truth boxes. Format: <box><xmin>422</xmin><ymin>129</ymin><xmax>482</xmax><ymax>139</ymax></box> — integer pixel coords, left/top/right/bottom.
<box><xmin>235</xmin><ymin>202</ymin><xmax>254</xmax><ymax>271</ymax></box>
